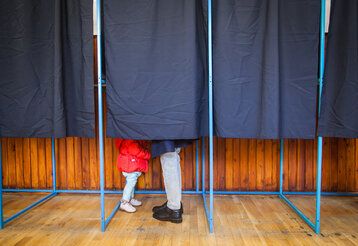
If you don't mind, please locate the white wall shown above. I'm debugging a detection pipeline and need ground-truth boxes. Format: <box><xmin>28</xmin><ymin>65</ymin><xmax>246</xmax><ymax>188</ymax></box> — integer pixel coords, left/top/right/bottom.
<box><xmin>93</xmin><ymin>0</ymin><xmax>98</xmax><ymax>35</ymax></box>
<box><xmin>326</xmin><ymin>0</ymin><xmax>331</xmax><ymax>33</ymax></box>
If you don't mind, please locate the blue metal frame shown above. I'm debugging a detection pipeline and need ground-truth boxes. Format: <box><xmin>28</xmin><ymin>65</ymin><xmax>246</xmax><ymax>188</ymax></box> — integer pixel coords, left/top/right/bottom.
<box><xmin>95</xmin><ymin>0</ymin><xmax>120</xmax><ymax>232</ymax></box>
<box><xmin>202</xmin><ymin>137</ymin><xmax>205</xmax><ymax>195</ymax></box>
<box><xmin>3</xmin><ymin>193</ymin><xmax>57</xmax><ymax>225</ymax></box>
<box><xmin>52</xmin><ymin>138</ymin><xmax>57</xmax><ymax>194</ymax></box>
<box><xmin>95</xmin><ymin>0</ymin><xmax>214</xmax><ymax>233</ymax></box>
<box><xmin>3</xmin><ymin>189</ymin><xmax>200</xmax><ymax>195</ymax></box>
<box><xmin>200</xmin><ymin>0</ymin><xmax>215</xmax><ymax>234</ymax></box>
<box><xmin>93</xmin><ymin>0</ymin><xmax>216</xmax><ymax>232</ymax></box>
<box><xmin>196</xmin><ymin>140</ymin><xmax>199</xmax><ymax>193</ymax></box>
<box><xmin>4</xmin><ymin>189</ymin><xmax>358</xmax><ymax>196</ymax></box>
<box><xmin>0</xmin><ymin>138</ymin><xmax>58</xmax><ymax>229</ymax></box>
<box><xmin>201</xmin><ymin>137</ymin><xmax>214</xmax><ymax>233</ymax></box>
<box><xmin>278</xmin><ymin>0</ymin><xmax>326</xmax><ymax>234</ymax></box>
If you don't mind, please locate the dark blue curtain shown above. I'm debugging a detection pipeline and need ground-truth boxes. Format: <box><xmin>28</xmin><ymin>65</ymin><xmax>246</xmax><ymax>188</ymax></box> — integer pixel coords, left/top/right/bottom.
<box><xmin>213</xmin><ymin>0</ymin><xmax>320</xmax><ymax>139</ymax></box>
<box><xmin>0</xmin><ymin>0</ymin><xmax>94</xmax><ymax>138</ymax></box>
<box><xmin>104</xmin><ymin>0</ymin><xmax>207</xmax><ymax>140</ymax></box>
<box><xmin>319</xmin><ymin>0</ymin><xmax>358</xmax><ymax>138</ymax></box>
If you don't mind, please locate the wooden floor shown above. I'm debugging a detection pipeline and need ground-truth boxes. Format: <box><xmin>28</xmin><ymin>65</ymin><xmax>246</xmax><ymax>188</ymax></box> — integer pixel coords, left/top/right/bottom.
<box><xmin>0</xmin><ymin>194</ymin><xmax>357</xmax><ymax>245</ymax></box>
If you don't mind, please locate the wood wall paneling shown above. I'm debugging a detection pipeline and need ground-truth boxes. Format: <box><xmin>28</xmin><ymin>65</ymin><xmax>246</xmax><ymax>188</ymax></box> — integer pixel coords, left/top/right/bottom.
<box><xmin>2</xmin><ymin>137</ymin><xmax>357</xmax><ymax>192</ymax></box>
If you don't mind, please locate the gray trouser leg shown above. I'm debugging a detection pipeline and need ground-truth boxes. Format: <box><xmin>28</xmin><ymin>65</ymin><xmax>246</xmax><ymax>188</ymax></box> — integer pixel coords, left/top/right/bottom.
<box><xmin>160</xmin><ymin>148</ymin><xmax>182</xmax><ymax>210</ymax></box>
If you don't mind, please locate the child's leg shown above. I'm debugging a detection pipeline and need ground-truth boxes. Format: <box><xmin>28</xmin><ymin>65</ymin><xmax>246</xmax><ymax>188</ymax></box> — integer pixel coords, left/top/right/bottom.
<box><xmin>122</xmin><ymin>172</ymin><xmax>140</xmax><ymax>202</ymax></box>
<box><xmin>130</xmin><ymin>189</ymin><xmax>135</xmax><ymax>200</ymax></box>
<box><xmin>130</xmin><ymin>172</ymin><xmax>142</xmax><ymax>199</ymax></box>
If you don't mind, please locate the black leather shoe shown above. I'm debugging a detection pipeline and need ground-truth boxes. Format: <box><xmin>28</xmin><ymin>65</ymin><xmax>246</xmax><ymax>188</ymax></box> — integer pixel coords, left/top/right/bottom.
<box><xmin>153</xmin><ymin>206</ymin><xmax>183</xmax><ymax>223</ymax></box>
<box><xmin>152</xmin><ymin>201</ymin><xmax>183</xmax><ymax>214</ymax></box>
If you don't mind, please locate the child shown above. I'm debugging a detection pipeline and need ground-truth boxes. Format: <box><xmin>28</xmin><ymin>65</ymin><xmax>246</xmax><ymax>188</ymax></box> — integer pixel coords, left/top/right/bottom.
<box><xmin>115</xmin><ymin>139</ymin><xmax>151</xmax><ymax>213</ymax></box>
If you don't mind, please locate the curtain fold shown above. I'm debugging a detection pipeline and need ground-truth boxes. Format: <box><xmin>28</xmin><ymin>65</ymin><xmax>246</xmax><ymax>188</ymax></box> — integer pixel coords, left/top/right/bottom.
<box><xmin>104</xmin><ymin>0</ymin><xmax>207</xmax><ymax>140</ymax></box>
<box><xmin>213</xmin><ymin>0</ymin><xmax>320</xmax><ymax>139</ymax></box>
<box><xmin>0</xmin><ymin>0</ymin><xmax>94</xmax><ymax>138</ymax></box>
<box><xmin>318</xmin><ymin>0</ymin><xmax>358</xmax><ymax>138</ymax></box>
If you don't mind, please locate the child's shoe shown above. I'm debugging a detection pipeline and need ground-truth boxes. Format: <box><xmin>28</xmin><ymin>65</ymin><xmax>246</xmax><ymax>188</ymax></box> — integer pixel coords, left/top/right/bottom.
<box><xmin>130</xmin><ymin>198</ymin><xmax>142</xmax><ymax>207</ymax></box>
<box><xmin>120</xmin><ymin>201</ymin><xmax>136</xmax><ymax>213</ymax></box>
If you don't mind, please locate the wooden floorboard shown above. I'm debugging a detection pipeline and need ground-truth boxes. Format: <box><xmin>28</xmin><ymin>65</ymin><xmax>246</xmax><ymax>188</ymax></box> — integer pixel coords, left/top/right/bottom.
<box><xmin>0</xmin><ymin>194</ymin><xmax>357</xmax><ymax>245</ymax></box>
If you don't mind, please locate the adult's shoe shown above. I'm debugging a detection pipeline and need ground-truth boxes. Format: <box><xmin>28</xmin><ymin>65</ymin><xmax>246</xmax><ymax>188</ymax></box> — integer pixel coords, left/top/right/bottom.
<box><xmin>153</xmin><ymin>206</ymin><xmax>182</xmax><ymax>223</ymax></box>
<box><xmin>152</xmin><ymin>201</ymin><xmax>183</xmax><ymax>214</ymax></box>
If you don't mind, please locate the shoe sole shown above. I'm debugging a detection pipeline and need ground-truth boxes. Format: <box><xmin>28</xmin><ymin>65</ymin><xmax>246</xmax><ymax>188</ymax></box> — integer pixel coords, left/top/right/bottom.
<box><xmin>119</xmin><ymin>207</ymin><xmax>136</xmax><ymax>213</ymax></box>
<box><xmin>152</xmin><ymin>213</ymin><xmax>182</xmax><ymax>223</ymax></box>
<box><xmin>152</xmin><ymin>207</ymin><xmax>184</xmax><ymax>214</ymax></box>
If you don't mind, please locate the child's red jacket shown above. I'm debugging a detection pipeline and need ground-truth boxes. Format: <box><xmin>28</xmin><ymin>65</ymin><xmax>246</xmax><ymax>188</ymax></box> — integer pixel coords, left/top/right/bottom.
<box><xmin>115</xmin><ymin>139</ymin><xmax>151</xmax><ymax>173</ymax></box>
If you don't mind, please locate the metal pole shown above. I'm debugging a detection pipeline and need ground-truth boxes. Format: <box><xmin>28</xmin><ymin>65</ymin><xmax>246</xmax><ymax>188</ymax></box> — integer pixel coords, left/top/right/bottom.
<box><xmin>279</xmin><ymin>139</ymin><xmax>284</xmax><ymax>195</ymax></box>
<box><xmin>96</xmin><ymin>0</ymin><xmax>106</xmax><ymax>232</ymax></box>
<box><xmin>196</xmin><ymin>139</ymin><xmax>199</xmax><ymax>193</ymax></box>
<box><xmin>207</xmin><ymin>0</ymin><xmax>214</xmax><ymax>234</ymax></box>
<box><xmin>315</xmin><ymin>0</ymin><xmax>326</xmax><ymax>234</ymax></box>
<box><xmin>51</xmin><ymin>138</ymin><xmax>57</xmax><ymax>193</ymax></box>
<box><xmin>0</xmin><ymin>140</ymin><xmax>3</xmax><ymax>229</ymax></box>
<box><xmin>4</xmin><ymin>193</ymin><xmax>57</xmax><ymax>225</ymax></box>
<box><xmin>318</xmin><ymin>0</ymin><xmax>326</xmax><ymax>115</ymax></box>
<box><xmin>202</xmin><ymin>137</ymin><xmax>205</xmax><ymax>194</ymax></box>
<box><xmin>4</xmin><ymin>188</ymin><xmax>358</xmax><ymax>196</ymax></box>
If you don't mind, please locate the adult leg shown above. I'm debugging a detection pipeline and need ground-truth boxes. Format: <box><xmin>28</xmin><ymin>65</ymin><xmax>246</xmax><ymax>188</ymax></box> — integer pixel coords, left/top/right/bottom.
<box><xmin>152</xmin><ymin>148</ymin><xmax>183</xmax><ymax>223</ymax></box>
<box><xmin>160</xmin><ymin>148</ymin><xmax>182</xmax><ymax>210</ymax></box>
